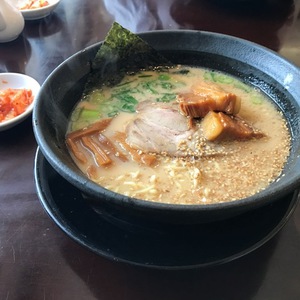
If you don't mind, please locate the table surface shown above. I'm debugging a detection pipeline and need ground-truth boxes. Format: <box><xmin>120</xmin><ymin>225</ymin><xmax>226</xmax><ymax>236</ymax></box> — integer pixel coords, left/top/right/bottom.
<box><xmin>1</xmin><ymin>0</ymin><xmax>300</xmax><ymax>299</ymax></box>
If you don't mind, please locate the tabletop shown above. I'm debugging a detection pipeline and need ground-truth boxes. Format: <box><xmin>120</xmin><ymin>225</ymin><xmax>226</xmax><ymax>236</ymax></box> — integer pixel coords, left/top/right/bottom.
<box><xmin>1</xmin><ymin>0</ymin><xmax>300</xmax><ymax>299</ymax></box>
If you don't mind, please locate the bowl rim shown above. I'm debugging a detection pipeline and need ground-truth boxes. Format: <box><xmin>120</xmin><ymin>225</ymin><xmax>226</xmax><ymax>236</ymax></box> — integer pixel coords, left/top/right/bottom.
<box><xmin>33</xmin><ymin>29</ymin><xmax>300</xmax><ymax>215</ymax></box>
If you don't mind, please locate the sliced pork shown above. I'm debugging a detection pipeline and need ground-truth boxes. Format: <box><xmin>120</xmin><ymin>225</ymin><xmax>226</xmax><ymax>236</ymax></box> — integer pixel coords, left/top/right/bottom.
<box><xmin>201</xmin><ymin>111</ymin><xmax>265</xmax><ymax>141</ymax></box>
<box><xmin>125</xmin><ymin>101</ymin><xmax>194</xmax><ymax>156</ymax></box>
<box><xmin>178</xmin><ymin>80</ymin><xmax>241</xmax><ymax>118</ymax></box>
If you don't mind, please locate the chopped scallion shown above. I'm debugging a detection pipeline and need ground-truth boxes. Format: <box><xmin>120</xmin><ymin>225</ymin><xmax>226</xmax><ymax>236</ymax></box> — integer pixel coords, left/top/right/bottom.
<box><xmin>80</xmin><ymin>109</ymin><xmax>99</xmax><ymax>119</ymax></box>
<box><xmin>157</xmin><ymin>93</ymin><xmax>176</xmax><ymax>102</ymax></box>
<box><xmin>252</xmin><ymin>96</ymin><xmax>263</xmax><ymax>105</ymax></box>
<box><xmin>158</xmin><ymin>74</ymin><xmax>171</xmax><ymax>81</ymax></box>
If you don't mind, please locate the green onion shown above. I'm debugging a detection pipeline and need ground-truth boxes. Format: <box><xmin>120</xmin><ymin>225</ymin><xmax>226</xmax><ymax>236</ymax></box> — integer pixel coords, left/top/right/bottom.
<box><xmin>204</xmin><ymin>71</ymin><xmax>234</xmax><ymax>84</ymax></box>
<box><xmin>234</xmin><ymin>82</ymin><xmax>252</xmax><ymax>93</ymax></box>
<box><xmin>107</xmin><ymin>111</ymin><xmax>119</xmax><ymax>117</ymax></box>
<box><xmin>204</xmin><ymin>71</ymin><xmax>214</xmax><ymax>81</ymax></box>
<box><xmin>158</xmin><ymin>74</ymin><xmax>171</xmax><ymax>81</ymax></box>
<box><xmin>141</xmin><ymin>81</ymin><xmax>159</xmax><ymax>94</ymax></box>
<box><xmin>252</xmin><ymin>95</ymin><xmax>263</xmax><ymax>105</ymax></box>
<box><xmin>121</xmin><ymin>103</ymin><xmax>136</xmax><ymax>112</ymax></box>
<box><xmin>160</xmin><ymin>82</ymin><xmax>173</xmax><ymax>90</ymax></box>
<box><xmin>114</xmin><ymin>92</ymin><xmax>138</xmax><ymax>104</ymax></box>
<box><xmin>212</xmin><ymin>73</ymin><xmax>234</xmax><ymax>84</ymax></box>
<box><xmin>157</xmin><ymin>93</ymin><xmax>176</xmax><ymax>102</ymax></box>
<box><xmin>80</xmin><ymin>109</ymin><xmax>99</xmax><ymax>119</ymax></box>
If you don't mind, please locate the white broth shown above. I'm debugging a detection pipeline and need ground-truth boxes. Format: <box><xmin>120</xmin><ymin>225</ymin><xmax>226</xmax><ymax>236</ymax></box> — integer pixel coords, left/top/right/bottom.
<box><xmin>67</xmin><ymin>66</ymin><xmax>290</xmax><ymax>205</ymax></box>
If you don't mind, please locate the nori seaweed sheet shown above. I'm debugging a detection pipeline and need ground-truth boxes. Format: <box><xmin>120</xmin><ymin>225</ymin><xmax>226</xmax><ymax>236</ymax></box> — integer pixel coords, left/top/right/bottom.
<box><xmin>83</xmin><ymin>22</ymin><xmax>172</xmax><ymax>94</ymax></box>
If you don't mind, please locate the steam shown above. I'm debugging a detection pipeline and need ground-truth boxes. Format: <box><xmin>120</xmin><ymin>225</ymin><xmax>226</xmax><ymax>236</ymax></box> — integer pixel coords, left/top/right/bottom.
<box><xmin>102</xmin><ymin>0</ymin><xmax>180</xmax><ymax>32</ymax></box>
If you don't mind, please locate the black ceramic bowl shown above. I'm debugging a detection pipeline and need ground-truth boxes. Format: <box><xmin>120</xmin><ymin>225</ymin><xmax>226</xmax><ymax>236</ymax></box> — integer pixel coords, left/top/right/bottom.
<box><xmin>33</xmin><ymin>30</ymin><xmax>300</xmax><ymax>224</ymax></box>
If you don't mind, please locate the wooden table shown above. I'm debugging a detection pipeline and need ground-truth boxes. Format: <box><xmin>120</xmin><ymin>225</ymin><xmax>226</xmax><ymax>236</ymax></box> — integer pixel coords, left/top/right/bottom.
<box><xmin>1</xmin><ymin>0</ymin><xmax>300</xmax><ymax>299</ymax></box>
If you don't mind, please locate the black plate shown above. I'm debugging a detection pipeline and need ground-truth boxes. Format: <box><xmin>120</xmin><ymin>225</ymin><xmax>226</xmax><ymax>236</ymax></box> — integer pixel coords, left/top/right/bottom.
<box><xmin>34</xmin><ymin>148</ymin><xmax>299</xmax><ymax>269</ymax></box>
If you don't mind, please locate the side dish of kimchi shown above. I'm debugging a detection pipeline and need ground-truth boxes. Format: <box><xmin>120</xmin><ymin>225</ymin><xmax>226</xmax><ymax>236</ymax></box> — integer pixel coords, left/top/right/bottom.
<box><xmin>0</xmin><ymin>88</ymin><xmax>33</xmax><ymax>123</ymax></box>
<box><xmin>19</xmin><ymin>0</ymin><xmax>49</xmax><ymax>10</ymax></box>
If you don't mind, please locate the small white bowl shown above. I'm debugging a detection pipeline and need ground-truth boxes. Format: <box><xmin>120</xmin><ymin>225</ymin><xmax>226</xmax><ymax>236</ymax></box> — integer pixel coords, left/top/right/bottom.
<box><xmin>0</xmin><ymin>73</ymin><xmax>40</xmax><ymax>131</ymax></box>
<box><xmin>13</xmin><ymin>0</ymin><xmax>60</xmax><ymax>20</ymax></box>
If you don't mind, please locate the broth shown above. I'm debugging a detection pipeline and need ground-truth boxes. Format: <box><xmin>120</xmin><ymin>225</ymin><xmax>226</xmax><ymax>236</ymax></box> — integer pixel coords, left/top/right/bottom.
<box><xmin>67</xmin><ymin>66</ymin><xmax>290</xmax><ymax>205</ymax></box>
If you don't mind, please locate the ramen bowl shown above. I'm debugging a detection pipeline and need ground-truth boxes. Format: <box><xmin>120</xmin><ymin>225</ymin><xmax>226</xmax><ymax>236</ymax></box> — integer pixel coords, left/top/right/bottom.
<box><xmin>33</xmin><ymin>30</ymin><xmax>300</xmax><ymax>224</ymax></box>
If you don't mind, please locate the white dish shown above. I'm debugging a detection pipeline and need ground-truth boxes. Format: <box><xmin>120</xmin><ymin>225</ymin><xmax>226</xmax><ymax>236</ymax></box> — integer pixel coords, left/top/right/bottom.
<box><xmin>12</xmin><ymin>0</ymin><xmax>60</xmax><ymax>20</ymax></box>
<box><xmin>0</xmin><ymin>73</ymin><xmax>40</xmax><ymax>131</ymax></box>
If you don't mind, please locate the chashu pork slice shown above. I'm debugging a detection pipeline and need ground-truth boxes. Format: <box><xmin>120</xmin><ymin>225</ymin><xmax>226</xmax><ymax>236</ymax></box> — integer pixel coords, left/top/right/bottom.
<box><xmin>126</xmin><ymin>101</ymin><xmax>194</xmax><ymax>156</ymax></box>
<box><xmin>201</xmin><ymin>111</ymin><xmax>265</xmax><ymax>141</ymax></box>
<box><xmin>178</xmin><ymin>80</ymin><xmax>241</xmax><ymax>118</ymax></box>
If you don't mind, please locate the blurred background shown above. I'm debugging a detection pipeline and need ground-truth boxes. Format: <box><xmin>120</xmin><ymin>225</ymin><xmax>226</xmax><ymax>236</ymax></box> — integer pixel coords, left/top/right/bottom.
<box><xmin>103</xmin><ymin>0</ymin><xmax>300</xmax><ymax>66</ymax></box>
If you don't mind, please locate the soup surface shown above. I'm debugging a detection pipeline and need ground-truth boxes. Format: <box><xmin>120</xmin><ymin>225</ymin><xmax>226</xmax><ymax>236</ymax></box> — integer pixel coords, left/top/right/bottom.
<box><xmin>67</xmin><ymin>66</ymin><xmax>290</xmax><ymax>205</ymax></box>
